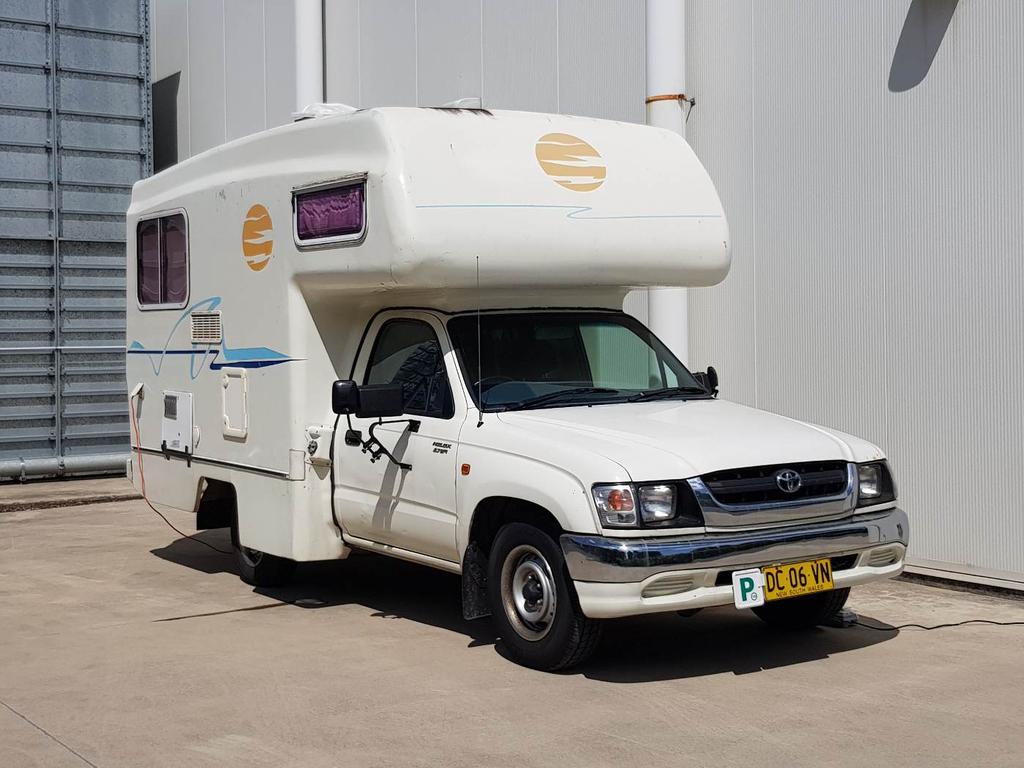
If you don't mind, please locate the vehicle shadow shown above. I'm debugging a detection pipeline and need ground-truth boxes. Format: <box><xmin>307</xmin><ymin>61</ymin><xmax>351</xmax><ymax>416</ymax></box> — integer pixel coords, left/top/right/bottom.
<box><xmin>152</xmin><ymin>533</ymin><xmax>898</xmax><ymax>681</ymax></box>
<box><xmin>582</xmin><ymin>610</ymin><xmax>896</xmax><ymax>683</ymax></box>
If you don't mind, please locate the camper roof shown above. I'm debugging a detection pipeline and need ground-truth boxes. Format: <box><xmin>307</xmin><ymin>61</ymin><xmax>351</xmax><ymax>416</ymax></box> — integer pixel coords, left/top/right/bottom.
<box><xmin>130</xmin><ymin>107</ymin><xmax>730</xmax><ymax>293</ymax></box>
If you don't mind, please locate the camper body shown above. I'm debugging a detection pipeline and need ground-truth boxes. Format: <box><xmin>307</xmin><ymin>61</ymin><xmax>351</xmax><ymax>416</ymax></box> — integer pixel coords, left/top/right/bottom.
<box><xmin>126</xmin><ymin>108</ymin><xmax>907</xmax><ymax>670</ymax></box>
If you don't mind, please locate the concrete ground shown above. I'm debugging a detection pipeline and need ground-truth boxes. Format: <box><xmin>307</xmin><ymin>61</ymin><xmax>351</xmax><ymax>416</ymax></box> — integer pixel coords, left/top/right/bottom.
<box><xmin>2</xmin><ymin>497</ymin><xmax>1023</xmax><ymax>768</ymax></box>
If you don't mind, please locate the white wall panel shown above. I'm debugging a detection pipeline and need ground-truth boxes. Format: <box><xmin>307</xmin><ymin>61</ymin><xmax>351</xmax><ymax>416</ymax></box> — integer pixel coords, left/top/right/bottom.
<box><xmin>687</xmin><ymin>0</ymin><xmax>1024</xmax><ymax>586</ymax></box>
<box><xmin>186</xmin><ymin>0</ymin><xmax>226</xmax><ymax>154</ymax></box>
<box><xmin>556</xmin><ymin>0</ymin><xmax>644</xmax><ymax>122</ymax></box>
<box><xmin>358</xmin><ymin>0</ymin><xmax>416</xmax><ymax>106</ymax></box>
<box><xmin>225</xmin><ymin>0</ymin><xmax>266</xmax><ymax>140</ymax></box>
<box><xmin>416</xmin><ymin>0</ymin><xmax>481</xmax><ymax>108</ymax></box>
<box><xmin>151</xmin><ymin>0</ymin><xmax>190</xmax><ymax>158</ymax></box>
<box><xmin>481</xmin><ymin>0</ymin><xmax>557</xmax><ymax>112</ymax></box>
<box><xmin>264</xmin><ymin>0</ymin><xmax>296</xmax><ymax>126</ymax></box>
<box><xmin>686</xmin><ymin>0</ymin><xmax>757</xmax><ymax>407</ymax></box>
<box><xmin>750</xmin><ymin>2</ymin><xmax>888</xmax><ymax>444</ymax></box>
<box><xmin>324</xmin><ymin>0</ymin><xmax>360</xmax><ymax>106</ymax></box>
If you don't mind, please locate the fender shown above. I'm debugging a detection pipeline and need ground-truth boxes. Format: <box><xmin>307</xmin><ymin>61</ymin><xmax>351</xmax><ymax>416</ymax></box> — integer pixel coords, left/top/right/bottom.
<box><xmin>454</xmin><ymin>444</ymin><xmax>615</xmax><ymax>558</ymax></box>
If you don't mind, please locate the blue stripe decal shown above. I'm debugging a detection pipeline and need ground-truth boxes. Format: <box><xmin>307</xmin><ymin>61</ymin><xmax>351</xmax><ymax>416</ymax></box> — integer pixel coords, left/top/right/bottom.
<box><xmin>414</xmin><ymin>203</ymin><xmax>723</xmax><ymax>221</ymax></box>
<box><xmin>128</xmin><ymin>296</ymin><xmax>299</xmax><ymax>379</ymax></box>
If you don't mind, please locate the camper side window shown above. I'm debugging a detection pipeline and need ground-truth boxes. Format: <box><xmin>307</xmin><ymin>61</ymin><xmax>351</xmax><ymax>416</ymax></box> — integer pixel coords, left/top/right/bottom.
<box><xmin>136</xmin><ymin>212</ymin><xmax>188</xmax><ymax>308</ymax></box>
<box><xmin>364</xmin><ymin>320</ymin><xmax>454</xmax><ymax>419</ymax></box>
<box><xmin>293</xmin><ymin>182</ymin><xmax>365</xmax><ymax>246</ymax></box>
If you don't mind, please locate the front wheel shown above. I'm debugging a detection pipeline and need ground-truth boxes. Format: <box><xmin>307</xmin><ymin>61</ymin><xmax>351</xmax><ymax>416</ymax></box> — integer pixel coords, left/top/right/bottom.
<box><xmin>487</xmin><ymin>522</ymin><xmax>602</xmax><ymax>671</ymax></box>
<box><xmin>752</xmin><ymin>587</ymin><xmax>850</xmax><ymax>629</ymax></box>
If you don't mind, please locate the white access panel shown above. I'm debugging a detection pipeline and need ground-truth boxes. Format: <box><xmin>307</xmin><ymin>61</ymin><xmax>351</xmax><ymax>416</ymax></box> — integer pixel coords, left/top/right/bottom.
<box><xmin>161</xmin><ymin>390</ymin><xmax>194</xmax><ymax>454</ymax></box>
<box><xmin>221</xmin><ymin>369</ymin><xmax>248</xmax><ymax>440</ymax></box>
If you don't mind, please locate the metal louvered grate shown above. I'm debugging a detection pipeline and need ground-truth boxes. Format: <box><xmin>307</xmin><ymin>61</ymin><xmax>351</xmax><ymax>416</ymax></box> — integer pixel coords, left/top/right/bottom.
<box><xmin>190</xmin><ymin>311</ymin><xmax>222</xmax><ymax>344</ymax></box>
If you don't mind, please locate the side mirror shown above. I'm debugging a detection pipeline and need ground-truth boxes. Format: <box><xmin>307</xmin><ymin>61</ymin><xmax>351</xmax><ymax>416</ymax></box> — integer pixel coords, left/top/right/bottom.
<box><xmin>332</xmin><ymin>380</ymin><xmax>360</xmax><ymax>414</ymax></box>
<box><xmin>332</xmin><ymin>380</ymin><xmax>406</xmax><ymax>418</ymax></box>
<box><xmin>356</xmin><ymin>383</ymin><xmax>405</xmax><ymax>418</ymax></box>
<box><xmin>706</xmin><ymin>366</ymin><xmax>719</xmax><ymax>394</ymax></box>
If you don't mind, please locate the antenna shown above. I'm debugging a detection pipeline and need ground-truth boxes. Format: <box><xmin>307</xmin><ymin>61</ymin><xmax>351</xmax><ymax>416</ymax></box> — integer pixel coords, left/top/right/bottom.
<box><xmin>476</xmin><ymin>255</ymin><xmax>483</xmax><ymax>428</ymax></box>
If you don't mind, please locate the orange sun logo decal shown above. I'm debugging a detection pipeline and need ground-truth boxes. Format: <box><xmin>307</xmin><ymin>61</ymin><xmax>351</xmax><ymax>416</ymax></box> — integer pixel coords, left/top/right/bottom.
<box><xmin>535</xmin><ymin>133</ymin><xmax>606</xmax><ymax>192</ymax></box>
<box><xmin>241</xmin><ymin>203</ymin><xmax>274</xmax><ymax>271</ymax></box>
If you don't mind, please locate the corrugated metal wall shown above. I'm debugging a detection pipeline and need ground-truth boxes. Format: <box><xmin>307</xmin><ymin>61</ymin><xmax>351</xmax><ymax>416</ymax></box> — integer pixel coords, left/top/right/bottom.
<box><xmin>0</xmin><ymin>0</ymin><xmax>150</xmax><ymax>477</ymax></box>
<box><xmin>687</xmin><ymin>0</ymin><xmax>1024</xmax><ymax>587</ymax></box>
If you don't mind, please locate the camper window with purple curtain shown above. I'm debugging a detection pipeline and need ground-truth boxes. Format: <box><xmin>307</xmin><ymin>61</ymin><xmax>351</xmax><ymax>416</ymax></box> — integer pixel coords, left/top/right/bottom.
<box><xmin>295</xmin><ymin>183</ymin><xmax>364</xmax><ymax>242</ymax></box>
<box><xmin>136</xmin><ymin>212</ymin><xmax>188</xmax><ymax>307</ymax></box>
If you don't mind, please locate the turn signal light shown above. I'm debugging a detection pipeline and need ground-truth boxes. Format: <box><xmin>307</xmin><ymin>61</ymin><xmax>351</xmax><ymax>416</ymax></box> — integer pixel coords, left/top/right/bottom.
<box><xmin>592</xmin><ymin>484</ymin><xmax>638</xmax><ymax>527</ymax></box>
<box><xmin>607</xmin><ymin>488</ymin><xmax>634</xmax><ymax>512</ymax></box>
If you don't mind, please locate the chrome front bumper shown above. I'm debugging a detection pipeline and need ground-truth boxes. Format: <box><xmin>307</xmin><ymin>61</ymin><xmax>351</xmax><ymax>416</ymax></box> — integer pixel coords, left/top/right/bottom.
<box><xmin>560</xmin><ymin>506</ymin><xmax>908</xmax><ymax>584</ymax></box>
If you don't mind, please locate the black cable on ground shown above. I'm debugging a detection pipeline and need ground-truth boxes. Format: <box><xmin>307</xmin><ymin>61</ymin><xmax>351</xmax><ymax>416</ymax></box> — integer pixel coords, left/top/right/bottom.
<box><xmin>129</xmin><ymin>393</ymin><xmax>233</xmax><ymax>556</ymax></box>
<box><xmin>856</xmin><ymin>618</ymin><xmax>1024</xmax><ymax>632</ymax></box>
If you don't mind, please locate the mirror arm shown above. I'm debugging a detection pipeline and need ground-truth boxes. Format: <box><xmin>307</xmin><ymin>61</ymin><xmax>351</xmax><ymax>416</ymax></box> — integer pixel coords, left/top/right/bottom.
<box><xmin>360</xmin><ymin>418</ymin><xmax>420</xmax><ymax>470</ymax></box>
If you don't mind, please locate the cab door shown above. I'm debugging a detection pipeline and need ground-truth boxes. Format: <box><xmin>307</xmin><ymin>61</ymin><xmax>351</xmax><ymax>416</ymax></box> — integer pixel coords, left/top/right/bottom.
<box><xmin>333</xmin><ymin>312</ymin><xmax>467</xmax><ymax>563</ymax></box>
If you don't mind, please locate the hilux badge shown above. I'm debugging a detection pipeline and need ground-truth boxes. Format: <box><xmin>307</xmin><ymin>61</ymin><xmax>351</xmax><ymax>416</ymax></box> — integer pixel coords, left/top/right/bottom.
<box><xmin>775</xmin><ymin>469</ymin><xmax>802</xmax><ymax>494</ymax></box>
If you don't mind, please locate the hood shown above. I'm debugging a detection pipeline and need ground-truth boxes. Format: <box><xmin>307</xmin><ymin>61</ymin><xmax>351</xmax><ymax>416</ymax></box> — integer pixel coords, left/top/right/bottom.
<box><xmin>497</xmin><ymin>399</ymin><xmax>884</xmax><ymax>481</ymax></box>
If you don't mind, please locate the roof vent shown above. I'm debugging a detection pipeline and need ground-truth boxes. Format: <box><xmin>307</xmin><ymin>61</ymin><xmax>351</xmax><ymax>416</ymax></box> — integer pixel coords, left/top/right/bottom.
<box><xmin>190</xmin><ymin>311</ymin><xmax>222</xmax><ymax>344</ymax></box>
<box><xmin>291</xmin><ymin>102</ymin><xmax>358</xmax><ymax>121</ymax></box>
<box><xmin>440</xmin><ymin>96</ymin><xmax>482</xmax><ymax>109</ymax></box>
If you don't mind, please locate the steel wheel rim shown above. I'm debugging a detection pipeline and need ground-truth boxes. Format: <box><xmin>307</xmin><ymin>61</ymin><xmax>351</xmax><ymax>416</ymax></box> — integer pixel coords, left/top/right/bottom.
<box><xmin>500</xmin><ymin>544</ymin><xmax>557</xmax><ymax>641</ymax></box>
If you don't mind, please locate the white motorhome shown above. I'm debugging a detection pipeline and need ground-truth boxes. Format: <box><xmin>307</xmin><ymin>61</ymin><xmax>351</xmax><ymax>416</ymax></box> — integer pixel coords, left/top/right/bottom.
<box><xmin>125</xmin><ymin>107</ymin><xmax>907</xmax><ymax>670</ymax></box>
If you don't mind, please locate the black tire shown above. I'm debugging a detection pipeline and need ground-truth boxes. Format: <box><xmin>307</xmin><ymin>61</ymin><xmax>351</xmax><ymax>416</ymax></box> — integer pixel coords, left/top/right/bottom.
<box><xmin>487</xmin><ymin>522</ymin><xmax>602</xmax><ymax>671</ymax></box>
<box><xmin>231</xmin><ymin>521</ymin><xmax>296</xmax><ymax>587</ymax></box>
<box><xmin>752</xmin><ymin>587</ymin><xmax>851</xmax><ymax>629</ymax></box>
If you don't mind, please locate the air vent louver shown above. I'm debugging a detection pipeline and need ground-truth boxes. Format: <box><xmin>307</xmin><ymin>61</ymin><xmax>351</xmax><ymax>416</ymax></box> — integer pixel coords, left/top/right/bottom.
<box><xmin>190</xmin><ymin>311</ymin><xmax>222</xmax><ymax>344</ymax></box>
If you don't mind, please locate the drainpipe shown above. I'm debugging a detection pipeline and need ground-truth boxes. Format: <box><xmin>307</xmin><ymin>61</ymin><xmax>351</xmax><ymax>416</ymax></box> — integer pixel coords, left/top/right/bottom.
<box><xmin>294</xmin><ymin>0</ymin><xmax>325</xmax><ymax>112</ymax></box>
<box><xmin>645</xmin><ymin>0</ymin><xmax>689</xmax><ymax>364</ymax></box>
<box><xmin>0</xmin><ymin>454</ymin><xmax>128</xmax><ymax>482</ymax></box>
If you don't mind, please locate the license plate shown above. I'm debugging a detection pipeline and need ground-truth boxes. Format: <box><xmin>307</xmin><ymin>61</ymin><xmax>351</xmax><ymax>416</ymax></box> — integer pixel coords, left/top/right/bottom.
<box><xmin>762</xmin><ymin>558</ymin><xmax>834</xmax><ymax>602</ymax></box>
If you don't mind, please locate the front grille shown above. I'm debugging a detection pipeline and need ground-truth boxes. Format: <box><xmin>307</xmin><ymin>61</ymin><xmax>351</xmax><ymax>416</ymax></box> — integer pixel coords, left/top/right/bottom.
<box><xmin>714</xmin><ymin>555</ymin><xmax>858</xmax><ymax>586</ymax></box>
<box><xmin>702</xmin><ymin>461</ymin><xmax>849</xmax><ymax>506</ymax></box>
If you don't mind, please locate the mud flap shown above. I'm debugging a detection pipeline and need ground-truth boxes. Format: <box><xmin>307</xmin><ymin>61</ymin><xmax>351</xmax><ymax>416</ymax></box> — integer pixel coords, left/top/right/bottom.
<box><xmin>461</xmin><ymin>541</ymin><xmax>491</xmax><ymax>620</ymax></box>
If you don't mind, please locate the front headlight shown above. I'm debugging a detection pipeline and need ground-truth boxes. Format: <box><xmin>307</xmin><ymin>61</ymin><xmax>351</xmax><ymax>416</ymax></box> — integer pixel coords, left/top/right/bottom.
<box><xmin>638</xmin><ymin>484</ymin><xmax>676</xmax><ymax>522</ymax></box>
<box><xmin>857</xmin><ymin>461</ymin><xmax>896</xmax><ymax>507</ymax></box>
<box><xmin>593</xmin><ymin>482</ymin><xmax>704</xmax><ymax>528</ymax></box>
<box><xmin>858</xmin><ymin>464</ymin><xmax>881</xmax><ymax>498</ymax></box>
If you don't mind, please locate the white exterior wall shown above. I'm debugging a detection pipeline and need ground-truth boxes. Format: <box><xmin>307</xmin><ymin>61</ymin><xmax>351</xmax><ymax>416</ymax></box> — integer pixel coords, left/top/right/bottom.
<box><xmin>686</xmin><ymin>0</ymin><xmax>1024</xmax><ymax>588</ymax></box>
<box><xmin>150</xmin><ymin>0</ymin><xmax>299</xmax><ymax>157</ymax></box>
<box><xmin>151</xmin><ymin>0</ymin><xmax>646</xmax><ymax>156</ymax></box>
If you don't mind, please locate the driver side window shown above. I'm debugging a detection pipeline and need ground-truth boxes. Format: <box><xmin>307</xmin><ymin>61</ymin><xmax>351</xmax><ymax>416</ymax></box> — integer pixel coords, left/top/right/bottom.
<box><xmin>364</xmin><ymin>319</ymin><xmax>454</xmax><ymax>419</ymax></box>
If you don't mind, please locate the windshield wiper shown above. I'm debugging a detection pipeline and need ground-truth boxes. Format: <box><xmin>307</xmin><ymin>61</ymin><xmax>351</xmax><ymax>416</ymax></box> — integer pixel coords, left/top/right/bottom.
<box><xmin>500</xmin><ymin>387</ymin><xmax>620</xmax><ymax>412</ymax></box>
<box><xmin>628</xmin><ymin>385</ymin><xmax>709</xmax><ymax>402</ymax></box>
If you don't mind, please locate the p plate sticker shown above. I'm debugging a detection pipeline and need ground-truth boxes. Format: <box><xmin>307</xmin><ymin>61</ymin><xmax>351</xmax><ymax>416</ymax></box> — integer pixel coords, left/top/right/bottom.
<box><xmin>732</xmin><ymin>568</ymin><xmax>766</xmax><ymax>609</ymax></box>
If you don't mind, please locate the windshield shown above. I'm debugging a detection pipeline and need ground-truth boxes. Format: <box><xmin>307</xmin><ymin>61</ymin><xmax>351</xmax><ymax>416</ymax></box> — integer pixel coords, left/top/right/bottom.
<box><xmin>447</xmin><ymin>312</ymin><xmax>709</xmax><ymax>411</ymax></box>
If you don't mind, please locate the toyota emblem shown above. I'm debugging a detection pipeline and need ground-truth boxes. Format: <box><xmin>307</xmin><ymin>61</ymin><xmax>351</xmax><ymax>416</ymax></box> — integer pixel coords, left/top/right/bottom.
<box><xmin>775</xmin><ymin>469</ymin><xmax>802</xmax><ymax>494</ymax></box>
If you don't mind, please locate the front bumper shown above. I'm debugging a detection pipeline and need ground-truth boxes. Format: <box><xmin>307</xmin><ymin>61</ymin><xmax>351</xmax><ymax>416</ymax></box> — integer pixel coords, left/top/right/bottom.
<box><xmin>560</xmin><ymin>507</ymin><xmax>908</xmax><ymax>619</ymax></box>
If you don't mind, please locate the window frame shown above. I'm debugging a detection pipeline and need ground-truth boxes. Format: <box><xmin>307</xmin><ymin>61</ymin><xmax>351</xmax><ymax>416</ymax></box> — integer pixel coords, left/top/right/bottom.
<box><xmin>291</xmin><ymin>175</ymin><xmax>368</xmax><ymax>250</ymax></box>
<box><xmin>135</xmin><ymin>207</ymin><xmax>190</xmax><ymax>311</ymax></box>
<box><xmin>362</xmin><ymin>318</ymin><xmax>455</xmax><ymax>420</ymax></box>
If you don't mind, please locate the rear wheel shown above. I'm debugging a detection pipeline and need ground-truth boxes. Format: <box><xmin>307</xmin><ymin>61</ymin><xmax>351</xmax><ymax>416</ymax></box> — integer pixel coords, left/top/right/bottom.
<box><xmin>232</xmin><ymin>520</ymin><xmax>295</xmax><ymax>587</ymax></box>
<box><xmin>752</xmin><ymin>587</ymin><xmax>850</xmax><ymax>629</ymax></box>
<box><xmin>487</xmin><ymin>522</ymin><xmax>602</xmax><ymax>671</ymax></box>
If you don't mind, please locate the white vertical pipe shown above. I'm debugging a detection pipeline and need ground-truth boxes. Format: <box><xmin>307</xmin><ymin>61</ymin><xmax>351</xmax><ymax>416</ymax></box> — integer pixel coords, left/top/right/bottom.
<box><xmin>294</xmin><ymin>0</ymin><xmax>325</xmax><ymax>112</ymax></box>
<box><xmin>644</xmin><ymin>0</ymin><xmax>689</xmax><ymax>364</ymax></box>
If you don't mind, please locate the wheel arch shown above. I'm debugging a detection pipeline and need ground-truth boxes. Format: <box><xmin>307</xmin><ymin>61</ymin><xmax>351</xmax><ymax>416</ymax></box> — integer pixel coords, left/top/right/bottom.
<box><xmin>195</xmin><ymin>477</ymin><xmax>237</xmax><ymax>535</ymax></box>
<box><xmin>460</xmin><ymin>495</ymin><xmax>569</xmax><ymax>622</ymax></box>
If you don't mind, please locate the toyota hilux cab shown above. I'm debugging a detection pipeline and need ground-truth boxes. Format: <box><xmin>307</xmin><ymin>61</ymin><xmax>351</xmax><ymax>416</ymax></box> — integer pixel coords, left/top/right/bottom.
<box><xmin>125</xmin><ymin>106</ymin><xmax>908</xmax><ymax>671</ymax></box>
